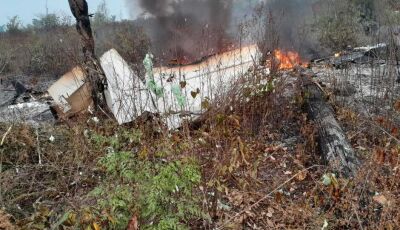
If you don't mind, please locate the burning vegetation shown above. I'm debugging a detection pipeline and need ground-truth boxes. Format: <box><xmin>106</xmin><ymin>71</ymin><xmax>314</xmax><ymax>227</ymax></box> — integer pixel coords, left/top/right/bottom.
<box><xmin>273</xmin><ymin>49</ymin><xmax>309</xmax><ymax>70</ymax></box>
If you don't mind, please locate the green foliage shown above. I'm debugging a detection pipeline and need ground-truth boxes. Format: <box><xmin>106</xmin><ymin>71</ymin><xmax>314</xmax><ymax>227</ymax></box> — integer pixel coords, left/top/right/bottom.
<box><xmin>91</xmin><ymin>129</ymin><xmax>142</xmax><ymax>151</ymax></box>
<box><xmin>139</xmin><ymin>160</ymin><xmax>204</xmax><ymax>230</ymax></box>
<box><xmin>89</xmin><ymin>150</ymin><xmax>137</xmax><ymax>229</ymax></box>
<box><xmin>6</xmin><ymin>16</ymin><xmax>22</xmax><ymax>34</ymax></box>
<box><xmin>0</xmin><ymin>40</ymin><xmax>12</xmax><ymax>74</ymax></box>
<box><xmin>89</xmin><ymin>131</ymin><xmax>206</xmax><ymax>229</ymax></box>
<box><xmin>314</xmin><ymin>0</ymin><xmax>364</xmax><ymax>51</ymax></box>
<box><xmin>24</xmin><ymin>35</ymin><xmax>72</xmax><ymax>76</ymax></box>
<box><xmin>90</xmin><ymin>184</ymin><xmax>135</xmax><ymax>229</ymax></box>
<box><xmin>99</xmin><ymin>151</ymin><xmax>136</xmax><ymax>180</ymax></box>
<box><xmin>32</xmin><ymin>14</ymin><xmax>62</xmax><ymax>30</ymax></box>
<box><xmin>28</xmin><ymin>40</ymin><xmax>49</xmax><ymax>74</ymax></box>
<box><xmin>92</xmin><ymin>0</ymin><xmax>116</xmax><ymax>28</ymax></box>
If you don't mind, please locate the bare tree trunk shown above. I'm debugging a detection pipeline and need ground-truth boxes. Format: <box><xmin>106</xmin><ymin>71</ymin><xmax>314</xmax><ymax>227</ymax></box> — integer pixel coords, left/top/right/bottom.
<box><xmin>68</xmin><ymin>0</ymin><xmax>107</xmax><ymax>111</ymax></box>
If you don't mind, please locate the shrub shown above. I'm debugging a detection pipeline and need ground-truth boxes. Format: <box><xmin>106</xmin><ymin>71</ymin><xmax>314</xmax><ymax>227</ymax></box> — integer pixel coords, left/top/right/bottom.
<box><xmin>139</xmin><ymin>160</ymin><xmax>204</xmax><ymax>230</ymax></box>
<box><xmin>313</xmin><ymin>0</ymin><xmax>365</xmax><ymax>51</ymax></box>
<box><xmin>94</xmin><ymin>21</ymin><xmax>151</xmax><ymax>77</ymax></box>
<box><xmin>87</xmin><ymin>129</ymin><xmax>206</xmax><ymax>229</ymax></box>
<box><xmin>6</xmin><ymin>16</ymin><xmax>23</xmax><ymax>34</ymax></box>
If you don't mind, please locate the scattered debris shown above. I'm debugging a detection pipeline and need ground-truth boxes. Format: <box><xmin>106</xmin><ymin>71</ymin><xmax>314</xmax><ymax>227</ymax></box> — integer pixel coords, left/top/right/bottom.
<box><xmin>0</xmin><ymin>86</ymin><xmax>15</xmax><ymax>108</ymax></box>
<box><xmin>148</xmin><ymin>44</ymin><xmax>261</xmax><ymax>128</ymax></box>
<box><xmin>100</xmin><ymin>49</ymin><xmax>154</xmax><ymax>125</ymax></box>
<box><xmin>47</xmin><ymin>66</ymin><xmax>92</xmax><ymax>117</ymax></box>
<box><xmin>96</xmin><ymin>45</ymin><xmax>260</xmax><ymax>128</ymax></box>
<box><xmin>11</xmin><ymin>80</ymin><xmax>28</xmax><ymax>97</ymax></box>
<box><xmin>0</xmin><ymin>42</ymin><xmax>394</xmax><ymax>135</ymax></box>
<box><xmin>315</xmin><ymin>43</ymin><xmax>388</xmax><ymax>67</ymax></box>
<box><xmin>0</xmin><ymin>101</ymin><xmax>53</xmax><ymax>124</ymax></box>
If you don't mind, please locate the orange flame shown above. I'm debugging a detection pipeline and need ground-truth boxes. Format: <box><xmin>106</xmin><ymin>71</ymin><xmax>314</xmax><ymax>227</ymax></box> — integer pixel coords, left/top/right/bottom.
<box><xmin>273</xmin><ymin>49</ymin><xmax>308</xmax><ymax>70</ymax></box>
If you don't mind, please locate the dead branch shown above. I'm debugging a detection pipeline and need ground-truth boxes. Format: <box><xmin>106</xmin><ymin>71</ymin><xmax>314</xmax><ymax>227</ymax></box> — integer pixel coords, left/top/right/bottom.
<box><xmin>1</xmin><ymin>126</ymin><xmax>12</xmax><ymax>146</ymax></box>
<box><xmin>68</xmin><ymin>0</ymin><xmax>109</xmax><ymax>112</ymax></box>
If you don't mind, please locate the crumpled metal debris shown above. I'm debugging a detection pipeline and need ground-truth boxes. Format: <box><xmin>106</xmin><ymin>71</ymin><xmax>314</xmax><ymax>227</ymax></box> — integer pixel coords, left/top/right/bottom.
<box><xmin>0</xmin><ymin>101</ymin><xmax>53</xmax><ymax>124</ymax></box>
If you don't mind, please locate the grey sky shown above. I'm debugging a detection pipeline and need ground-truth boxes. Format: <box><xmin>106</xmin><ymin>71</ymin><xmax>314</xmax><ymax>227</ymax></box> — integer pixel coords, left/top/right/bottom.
<box><xmin>0</xmin><ymin>0</ymin><xmax>132</xmax><ymax>26</ymax></box>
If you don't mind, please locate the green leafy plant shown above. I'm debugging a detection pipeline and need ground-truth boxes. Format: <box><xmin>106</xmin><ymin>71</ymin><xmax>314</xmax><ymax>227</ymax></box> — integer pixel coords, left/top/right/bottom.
<box><xmin>89</xmin><ymin>130</ymin><xmax>206</xmax><ymax>229</ymax></box>
<box><xmin>138</xmin><ymin>160</ymin><xmax>206</xmax><ymax>230</ymax></box>
<box><xmin>90</xmin><ymin>129</ymin><xmax>142</xmax><ymax>151</ymax></box>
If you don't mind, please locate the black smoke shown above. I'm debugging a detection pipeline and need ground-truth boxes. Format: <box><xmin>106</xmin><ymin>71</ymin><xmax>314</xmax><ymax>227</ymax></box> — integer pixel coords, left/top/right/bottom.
<box><xmin>126</xmin><ymin>0</ymin><xmax>322</xmax><ymax>63</ymax></box>
<box><xmin>126</xmin><ymin>0</ymin><xmax>234</xmax><ymax>64</ymax></box>
<box><xmin>261</xmin><ymin>0</ymin><xmax>321</xmax><ymax>59</ymax></box>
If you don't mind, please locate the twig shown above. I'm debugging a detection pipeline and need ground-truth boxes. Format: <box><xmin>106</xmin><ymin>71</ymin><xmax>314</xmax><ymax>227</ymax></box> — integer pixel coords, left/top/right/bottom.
<box><xmin>35</xmin><ymin>128</ymin><xmax>42</xmax><ymax>165</ymax></box>
<box><xmin>10</xmin><ymin>188</ymin><xmax>57</xmax><ymax>203</ymax></box>
<box><xmin>97</xmin><ymin>104</ymin><xmax>114</xmax><ymax>120</ymax></box>
<box><xmin>0</xmin><ymin>125</ymin><xmax>12</xmax><ymax>205</ymax></box>
<box><xmin>1</xmin><ymin>125</ymin><xmax>12</xmax><ymax>146</ymax></box>
<box><xmin>367</xmin><ymin>120</ymin><xmax>400</xmax><ymax>144</ymax></box>
<box><xmin>216</xmin><ymin>165</ymin><xmax>323</xmax><ymax>230</ymax></box>
<box><xmin>352</xmin><ymin>203</ymin><xmax>364</xmax><ymax>230</ymax></box>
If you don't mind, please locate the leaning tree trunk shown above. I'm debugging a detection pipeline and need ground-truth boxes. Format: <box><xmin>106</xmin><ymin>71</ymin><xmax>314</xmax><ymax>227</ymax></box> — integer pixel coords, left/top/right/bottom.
<box><xmin>300</xmin><ymin>75</ymin><xmax>360</xmax><ymax>177</ymax></box>
<box><xmin>68</xmin><ymin>0</ymin><xmax>107</xmax><ymax>111</ymax></box>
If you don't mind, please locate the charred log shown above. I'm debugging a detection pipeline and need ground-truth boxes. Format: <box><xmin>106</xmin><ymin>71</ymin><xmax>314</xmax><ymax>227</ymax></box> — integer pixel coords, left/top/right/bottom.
<box><xmin>301</xmin><ymin>75</ymin><xmax>360</xmax><ymax>177</ymax></box>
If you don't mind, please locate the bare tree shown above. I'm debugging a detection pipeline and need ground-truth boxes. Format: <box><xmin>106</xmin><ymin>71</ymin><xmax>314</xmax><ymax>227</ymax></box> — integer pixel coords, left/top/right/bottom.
<box><xmin>68</xmin><ymin>0</ymin><xmax>108</xmax><ymax>111</ymax></box>
<box><xmin>68</xmin><ymin>0</ymin><xmax>94</xmax><ymax>56</ymax></box>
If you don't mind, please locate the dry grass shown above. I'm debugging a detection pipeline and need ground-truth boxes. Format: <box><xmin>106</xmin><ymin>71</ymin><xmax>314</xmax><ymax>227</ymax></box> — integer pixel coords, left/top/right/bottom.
<box><xmin>0</xmin><ymin>57</ymin><xmax>399</xmax><ymax>230</ymax></box>
<box><xmin>0</xmin><ymin>209</ymin><xmax>15</xmax><ymax>230</ymax></box>
<box><xmin>1</xmin><ymin>69</ymin><xmax>400</xmax><ymax>229</ymax></box>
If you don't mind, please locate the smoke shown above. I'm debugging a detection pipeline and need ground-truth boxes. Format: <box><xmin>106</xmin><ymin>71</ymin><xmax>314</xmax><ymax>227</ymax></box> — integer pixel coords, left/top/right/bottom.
<box><xmin>125</xmin><ymin>0</ymin><xmax>236</xmax><ymax>63</ymax></box>
<box><xmin>125</xmin><ymin>0</ymin><xmax>321</xmax><ymax>62</ymax></box>
<box><xmin>262</xmin><ymin>0</ymin><xmax>321</xmax><ymax>59</ymax></box>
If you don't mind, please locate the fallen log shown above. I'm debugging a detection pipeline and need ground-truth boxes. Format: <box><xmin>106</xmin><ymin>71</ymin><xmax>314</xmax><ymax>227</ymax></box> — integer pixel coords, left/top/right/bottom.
<box><xmin>300</xmin><ymin>75</ymin><xmax>359</xmax><ymax>177</ymax></box>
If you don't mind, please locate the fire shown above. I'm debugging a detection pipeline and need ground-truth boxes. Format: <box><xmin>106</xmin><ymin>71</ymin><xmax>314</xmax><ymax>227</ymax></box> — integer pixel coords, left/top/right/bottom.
<box><xmin>273</xmin><ymin>49</ymin><xmax>308</xmax><ymax>70</ymax></box>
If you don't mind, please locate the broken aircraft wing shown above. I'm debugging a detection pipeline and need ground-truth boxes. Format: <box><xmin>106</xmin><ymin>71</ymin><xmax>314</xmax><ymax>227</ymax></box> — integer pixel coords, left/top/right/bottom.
<box><xmin>100</xmin><ymin>49</ymin><xmax>155</xmax><ymax>124</ymax></box>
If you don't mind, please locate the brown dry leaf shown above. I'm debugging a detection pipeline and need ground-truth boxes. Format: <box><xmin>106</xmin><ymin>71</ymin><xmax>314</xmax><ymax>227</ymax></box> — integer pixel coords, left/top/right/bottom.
<box><xmin>275</xmin><ymin>192</ymin><xmax>283</xmax><ymax>203</ymax></box>
<box><xmin>374</xmin><ymin>148</ymin><xmax>386</xmax><ymax>164</ymax></box>
<box><xmin>266</xmin><ymin>207</ymin><xmax>274</xmax><ymax>218</ymax></box>
<box><xmin>394</xmin><ymin>100</ymin><xmax>400</xmax><ymax>112</ymax></box>
<box><xmin>127</xmin><ymin>215</ymin><xmax>139</xmax><ymax>230</ymax></box>
<box><xmin>296</xmin><ymin>170</ymin><xmax>307</xmax><ymax>181</ymax></box>
<box><xmin>229</xmin><ymin>115</ymin><xmax>241</xmax><ymax>128</ymax></box>
<box><xmin>373</xmin><ymin>195</ymin><xmax>389</xmax><ymax>206</ymax></box>
<box><xmin>386</xmin><ymin>223</ymin><xmax>394</xmax><ymax>230</ymax></box>
<box><xmin>225</xmin><ymin>222</ymin><xmax>242</xmax><ymax>230</ymax></box>
<box><xmin>80</xmin><ymin>209</ymin><xmax>93</xmax><ymax>224</ymax></box>
<box><xmin>267</xmin><ymin>219</ymin><xmax>274</xmax><ymax>227</ymax></box>
<box><xmin>375</xmin><ymin>116</ymin><xmax>387</xmax><ymax>126</ymax></box>
<box><xmin>228</xmin><ymin>190</ymin><xmax>244</xmax><ymax>206</ymax></box>
<box><xmin>391</xmin><ymin>127</ymin><xmax>398</xmax><ymax>136</ymax></box>
<box><xmin>0</xmin><ymin>210</ymin><xmax>15</xmax><ymax>230</ymax></box>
